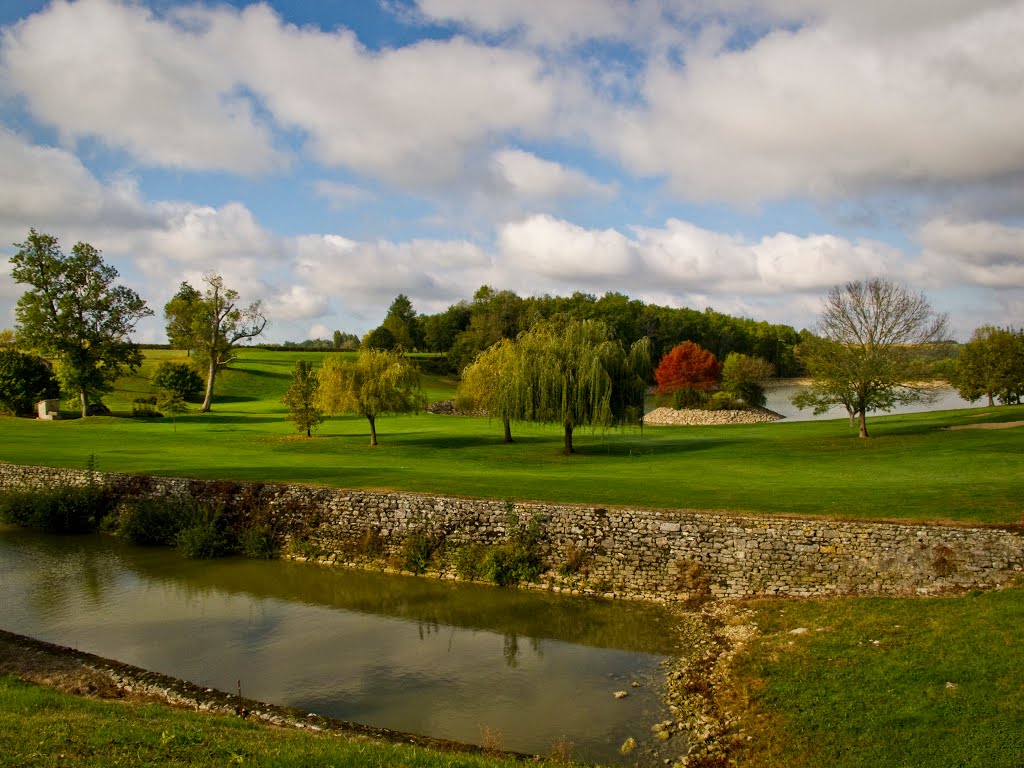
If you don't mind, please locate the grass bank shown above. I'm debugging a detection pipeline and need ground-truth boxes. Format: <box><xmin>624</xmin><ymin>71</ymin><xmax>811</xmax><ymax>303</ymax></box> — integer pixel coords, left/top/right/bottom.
<box><xmin>731</xmin><ymin>585</ymin><xmax>1024</xmax><ymax>767</ymax></box>
<box><xmin>0</xmin><ymin>349</ymin><xmax>1021</xmax><ymax>524</ymax></box>
<box><xmin>0</xmin><ymin>674</ymin><xmax>541</xmax><ymax>768</ymax></box>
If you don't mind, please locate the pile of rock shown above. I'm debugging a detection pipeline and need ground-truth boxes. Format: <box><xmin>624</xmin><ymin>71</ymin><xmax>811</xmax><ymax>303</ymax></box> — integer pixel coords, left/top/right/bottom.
<box><xmin>644</xmin><ymin>406</ymin><xmax>783</xmax><ymax>426</ymax></box>
<box><xmin>426</xmin><ymin>399</ymin><xmax>488</xmax><ymax>416</ymax></box>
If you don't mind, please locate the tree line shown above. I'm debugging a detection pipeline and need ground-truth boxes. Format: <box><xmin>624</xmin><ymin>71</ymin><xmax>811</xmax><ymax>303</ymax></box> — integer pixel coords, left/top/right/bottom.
<box><xmin>2</xmin><ymin>230</ymin><xmax>1021</xmax><ymax>445</ymax></box>
<box><xmin>347</xmin><ymin>287</ymin><xmax>806</xmax><ymax>376</ymax></box>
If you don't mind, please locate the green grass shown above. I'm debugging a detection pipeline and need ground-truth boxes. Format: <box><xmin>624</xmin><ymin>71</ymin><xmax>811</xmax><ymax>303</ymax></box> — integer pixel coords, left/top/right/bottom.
<box><xmin>735</xmin><ymin>585</ymin><xmax>1024</xmax><ymax>768</ymax></box>
<box><xmin>1</xmin><ymin>349</ymin><xmax>1022</xmax><ymax>523</ymax></box>
<box><xmin>0</xmin><ymin>674</ymin><xmax>543</xmax><ymax>768</ymax></box>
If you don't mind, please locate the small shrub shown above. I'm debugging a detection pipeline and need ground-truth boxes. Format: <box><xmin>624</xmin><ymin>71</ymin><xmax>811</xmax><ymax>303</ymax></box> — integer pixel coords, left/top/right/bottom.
<box><xmin>557</xmin><ymin>541</ymin><xmax>591</xmax><ymax>576</ymax></box>
<box><xmin>672</xmin><ymin>387</ymin><xmax>709</xmax><ymax>409</ymax></box>
<box><xmin>176</xmin><ymin>503</ymin><xmax>236</xmax><ymax>559</ymax></box>
<box><xmin>704</xmin><ymin>391</ymin><xmax>743</xmax><ymax>411</ymax></box>
<box><xmin>0</xmin><ymin>485</ymin><xmax>108</xmax><ymax>534</ymax></box>
<box><xmin>401</xmin><ymin>530</ymin><xmax>443</xmax><ymax>574</ymax></box>
<box><xmin>116</xmin><ymin>496</ymin><xmax>189</xmax><ymax>546</ymax></box>
<box><xmin>453</xmin><ymin>542</ymin><xmax>488</xmax><ymax>581</ymax></box>
<box><xmin>239</xmin><ymin>524</ymin><xmax>280</xmax><ymax>559</ymax></box>
<box><xmin>152</xmin><ymin>361</ymin><xmax>204</xmax><ymax>401</ymax></box>
<box><xmin>288</xmin><ymin>537</ymin><xmax>326</xmax><ymax>560</ymax></box>
<box><xmin>132</xmin><ymin>397</ymin><xmax>162</xmax><ymax>418</ymax></box>
<box><xmin>358</xmin><ymin>527</ymin><xmax>384</xmax><ymax>557</ymax></box>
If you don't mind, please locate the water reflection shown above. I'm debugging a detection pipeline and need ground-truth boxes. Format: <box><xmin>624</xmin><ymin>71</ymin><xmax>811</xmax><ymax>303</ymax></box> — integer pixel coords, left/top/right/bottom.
<box><xmin>0</xmin><ymin>527</ymin><xmax>677</xmax><ymax>764</ymax></box>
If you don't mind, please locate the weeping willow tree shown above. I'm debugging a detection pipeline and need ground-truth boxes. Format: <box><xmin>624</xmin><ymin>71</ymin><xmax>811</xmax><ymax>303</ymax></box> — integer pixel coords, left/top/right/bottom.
<box><xmin>517</xmin><ymin>319</ymin><xmax>651</xmax><ymax>455</ymax></box>
<box><xmin>314</xmin><ymin>349</ymin><xmax>425</xmax><ymax>446</ymax></box>
<box><xmin>455</xmin><ymin>338</ymin><xmax>524</xmax><ymax>442</ymax></box>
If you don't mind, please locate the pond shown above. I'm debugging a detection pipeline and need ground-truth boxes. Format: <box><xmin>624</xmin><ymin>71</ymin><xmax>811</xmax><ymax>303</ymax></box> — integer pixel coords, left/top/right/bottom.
<box><xmin>0</xmin><ymin>527</ymin><xmax>682</xmax><ymax>764</ymax></box>
<box><xmin>763</xmin><ymin>384</ymin><xmax>982</xmax><ymax>421</ymax></box>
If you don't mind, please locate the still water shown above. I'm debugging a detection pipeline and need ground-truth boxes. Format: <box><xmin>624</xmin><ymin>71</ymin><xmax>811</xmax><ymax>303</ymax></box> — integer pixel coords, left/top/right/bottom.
<box><xmin>0</xmin><ymin>527</ymin><xmax>680</xmax><ymax>764</ymax></box>
<box><xmin>764</xmin><ymin>384</ymin><xmax>981</xmax><ymax>421</ymax></box>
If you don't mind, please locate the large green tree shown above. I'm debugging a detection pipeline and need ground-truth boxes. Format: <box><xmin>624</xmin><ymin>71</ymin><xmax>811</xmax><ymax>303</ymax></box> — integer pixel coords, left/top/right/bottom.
<box><xmin>164</xmin><ymin>274</ymin><xmax>267</xmax><ymax>412</ymax></box>
<box><xmin>952</xmin><ymin>326</ymin><xmax>1024</xmax><ymax>406</ymax></box>
<box><xmin>792</xmin><ymin>278</ymin><xmax>948</xmax><ymax>437</ymax></box>
<box><xmin>282</xmin><ymin>359</ymin><xmax>325</xmax><ymax>437</ymax></box>
<box><xmin>455</xmin><ymin>338</ymin><xmax>523</xmax><ymax>442</ymax></box>
<box><xmin>514</xmin><ymin>319</ymin><xmax>651</xmax><ymax>455</ymax></box>
<box><xmin>164</xmin><ymin>282</ymin><xmax>203</xmax><ymax>354</ymax></box>
<box><xmin>10</xmin><ymin>229</ymin><xmax>152</xmax><ymax>417</ymax></box>
<box><xmin>0</xmin><ymin>349</ymin><xmax>60</xmax><ymax>416</ymax></box>
<box><xmin>720</xmin><ymin>353</ymin><xmax>775</xmax><ymax>408</ymax></box>
<box><xmin>314</xmin><ymin>348</ymin><xmax>425</xmax><ymax>445</ymax></box>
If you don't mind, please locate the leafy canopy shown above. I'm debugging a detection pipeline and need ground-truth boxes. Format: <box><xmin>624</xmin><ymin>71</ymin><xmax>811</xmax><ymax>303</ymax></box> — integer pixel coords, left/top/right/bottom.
<box><xmin>510</xmin><ymin>319</ymin><xmax>651</xmax><ymax>455</ymax></box>
<box><xmin>792</xmin><ymin>278</ymin><xmax>948</xmax><ymax>437</ymax></box>
<box><xmin>0</xmin><ymin>349</ymin><xmax>60</xmax><ymax>416</ymax></box>
<box><xmin>315</xmin><ymin>348</ymin><xmax>425</xmax><ymax>445</ymax></box>
<box><xmin>164</xmin><ymin>274</ymin><xmax>266</xmax><ymax>412</ymax></box>
<box><xmin>281</xmin><ymin>359</ymin><xmax>325</xmax><ymax>437</ymax></box>
<box><xmin>653</xmin><ymin>341</ymin><xmax>720</xmax><ymax>395</ymax></box>
<box><xmin>952</xmin><ymin>326</ymin><xmax>1024</xmax><ymax>407</ymax></box>
<box><xmin>10</xmin><ymin>229</ymin><xmax>152</xmax><ymax>416</ymax></box>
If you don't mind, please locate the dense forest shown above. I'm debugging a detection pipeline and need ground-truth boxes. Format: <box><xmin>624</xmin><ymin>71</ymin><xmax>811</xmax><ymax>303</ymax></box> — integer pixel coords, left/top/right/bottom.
<box><xmin>306</xmin><ymin>287</ymin><xmax>806</xmax><ymax>377</ymax></box>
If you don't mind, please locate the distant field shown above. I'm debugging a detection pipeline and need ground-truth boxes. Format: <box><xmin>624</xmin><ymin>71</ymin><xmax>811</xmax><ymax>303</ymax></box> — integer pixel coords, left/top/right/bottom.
<box><xmin>1</xmin><ymin>349</ymin><xmax>1021</xmax><ymax>524</ymax></box>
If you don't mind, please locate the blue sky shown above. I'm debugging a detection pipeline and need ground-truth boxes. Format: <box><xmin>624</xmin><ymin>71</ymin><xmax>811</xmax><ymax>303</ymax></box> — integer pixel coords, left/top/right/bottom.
<box><xmin>1</xmin><ymin>0</ymin><xmax>1022</xmax><ymax>343</ymax></box>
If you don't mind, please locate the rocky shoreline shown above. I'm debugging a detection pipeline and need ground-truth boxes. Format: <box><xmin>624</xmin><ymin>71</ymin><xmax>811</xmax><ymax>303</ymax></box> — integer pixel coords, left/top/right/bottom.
<box><xmin>644</xmin><ymin>407</ymin><xmax>784</xmax><ymax>426</ymax></box>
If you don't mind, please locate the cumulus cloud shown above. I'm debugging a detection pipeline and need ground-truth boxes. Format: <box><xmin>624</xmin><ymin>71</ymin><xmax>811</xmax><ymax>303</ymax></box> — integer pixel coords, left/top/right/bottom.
<box><xmin>292</xmin><ymin>233</ymin><xmax>493</xmax><ymax>318</ymax></box>
<box><xmin>914</xmin><ymin>217</ymin><xmax>1024</xmax><ymax>287</ymax></box>
<box><xmin>0</xmin><ymin>0</ymin><xmax>283</xmax><ymax>173</ymax></box>
<box><xmin>609</xmin><ymin>1</ymin><xmax>1024</xmax><ymax>204</ymax></box>
<box><xmin>500</xmin><ymin>214</ymin><xmax>635</xmax><ymax>280</ymax></box>
<box><xmin>0</xmin><ymin>127</ymin><xmax>159</xmax><ymax>241</ymax></box>
<box><xmin>267</xmin><ymin>284</ymin><xmax>330</xmax><ymax>322</ymax></box>
<box><xmin>491</xmin><ymin>148</ymin><xmax>616</xmax><ymax>201</ymax></box>
<box><xmin>411</xmin><ymin>0</ymin><xmax>643</xmax><ymax>47</ymax></box>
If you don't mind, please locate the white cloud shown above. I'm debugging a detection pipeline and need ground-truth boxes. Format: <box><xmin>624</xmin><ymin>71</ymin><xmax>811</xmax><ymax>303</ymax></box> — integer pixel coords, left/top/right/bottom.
<box><xmin>491</xmin><ymin>148</ymin><xmax>616</xmax><ymax>201</ymax></box>
<box><xmin>199</xmin><ymin>4</ymin><xmax>559</xmax><ymax>186</ymax></box>
<box><xmin>914</xmin><ymin>217</ymin><xmax>1024</xmax><ymax>287</ymax></box>
<box><xmin>0</xmin><ymin>0</ymin><xmax>283</xmax><ymax>173</ymax></box>
<box><xmin>609</xmin><ymin>2</ymin><xmax>1024</xmax><ymax>203</ymax></box>
<box><xmin>411</xmin><ymin>0</ymin><xmax>642</xmax><ymax>46</ymax></box>
<box><xmin>500</xmin><ymin>214</ymin><xmax>635</xmax><ymax>280</ymax></box>
<box><xmin>267</xmin><ymin>284</ymin><xmax>330</xmax><ymax>322</ymax></box>
<box><xmin>0</xmin><ymin>126</ymin><xmax>158</xmax><ymax>241</ymax></box>
<box><xmin>292</xmin><ymin>233</ymin><xmax>493</xmax><ymax>318</ymax></box>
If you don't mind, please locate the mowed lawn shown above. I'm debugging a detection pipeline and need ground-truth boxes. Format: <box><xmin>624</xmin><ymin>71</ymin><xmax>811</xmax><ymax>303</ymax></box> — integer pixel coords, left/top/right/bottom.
<box><xmin>0</xmin><ymin>349</ymin><xmax>1021</xmax><ymax>524</ymax></box>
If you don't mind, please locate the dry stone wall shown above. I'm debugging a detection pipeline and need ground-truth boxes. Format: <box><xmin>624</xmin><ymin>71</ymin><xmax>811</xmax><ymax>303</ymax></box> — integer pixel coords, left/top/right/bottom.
<box><xmin>1</xmin><ymin>462</ymin><xmax>1021</xmax><ymax>601</ymax></box>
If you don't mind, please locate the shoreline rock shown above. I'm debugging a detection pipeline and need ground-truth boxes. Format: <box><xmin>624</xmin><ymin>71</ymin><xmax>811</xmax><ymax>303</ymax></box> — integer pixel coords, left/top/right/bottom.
<box><xmin>644</xmin><ymin>407</ymin><xmax>784</xmax><ymax>426</ymax></box>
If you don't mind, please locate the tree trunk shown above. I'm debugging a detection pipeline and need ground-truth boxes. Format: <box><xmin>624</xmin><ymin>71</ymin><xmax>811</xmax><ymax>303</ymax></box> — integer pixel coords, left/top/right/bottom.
<box><xmin>858</xmin><ymin>409</ymin><xmax>869</xmax><ymax>438</ymax></box>
<box><xmin>80</xmin><ymin>389</ymin><xmax>88</xmax><ymax>418</ymax></box>
<box><xmin>503</xmin><ymin>417</ymin><xmax>514</xmax><ymax>443</ymax></box>
<box><xmin>987</xmin><ymin>392</ymin><xmax>994</xmax><ymax>407</ymax></box>
<box><xmin>846</xmin><ymin>406</ymin><xmax>855</xmax><ymax>428</ymax></box>
<box><xmin>199</xmin><ymin>360</ymin><xmax>216</xmax><ymax>412</ymax></box>
<box><xmin>563</xmin><ymin>424</ymin><xmax>574</xmax><ymax>455</ymax></box>
<box><xmin>368</xmin><ymin>414</ymin><xmax>378</xmax><ymax>446</ymax></box>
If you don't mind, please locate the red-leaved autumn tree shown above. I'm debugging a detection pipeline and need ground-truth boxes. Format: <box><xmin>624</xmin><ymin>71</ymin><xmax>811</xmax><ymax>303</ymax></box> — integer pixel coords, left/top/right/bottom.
<box><xmin>654</xmin><ymin>341</ymin><xmax>721</xmax><ymax>394</ymax></box>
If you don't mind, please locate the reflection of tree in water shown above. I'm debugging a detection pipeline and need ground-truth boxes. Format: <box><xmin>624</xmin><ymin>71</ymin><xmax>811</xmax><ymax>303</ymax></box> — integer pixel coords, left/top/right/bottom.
<box><xmin>417</xmin><ymin>620</ymin><xmax>440</xmax><ymax>640</ymax></box>
<box><xmin>503</xmin><ymin>633</ymin><xmax>544</xmax><ymax>668</ymax></box>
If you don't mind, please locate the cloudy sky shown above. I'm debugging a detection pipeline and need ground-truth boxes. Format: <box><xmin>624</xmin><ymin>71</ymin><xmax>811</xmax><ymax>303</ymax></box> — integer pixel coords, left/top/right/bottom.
<box><xmin>1</xmin><ymin>0</ymin><xmax>1022</xmax><ymax>344</ymax></box>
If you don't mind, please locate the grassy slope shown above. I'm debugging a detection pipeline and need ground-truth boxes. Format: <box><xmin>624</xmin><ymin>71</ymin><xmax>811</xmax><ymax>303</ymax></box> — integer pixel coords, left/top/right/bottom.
<box><xmin>735</xmin><ymin>586</ymin><xmax>1024</xmax><ymax>768</ymax></box>
<box><xmin>0</xmin><ymin>674</ymin><xmax>539</xmax><ymax>768</ymax></box>
<box><xmin>0</xmin><ymin>349</ymin><xmax>1021</xmax><ymax>523</ymax></box>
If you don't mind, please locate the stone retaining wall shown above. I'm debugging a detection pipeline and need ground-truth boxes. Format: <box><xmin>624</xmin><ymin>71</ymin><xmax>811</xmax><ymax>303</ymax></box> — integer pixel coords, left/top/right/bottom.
<box><xmin>1</xmin><ymin>462</ymin><xmax>1020</xmax><ymax>601</ymax></box>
